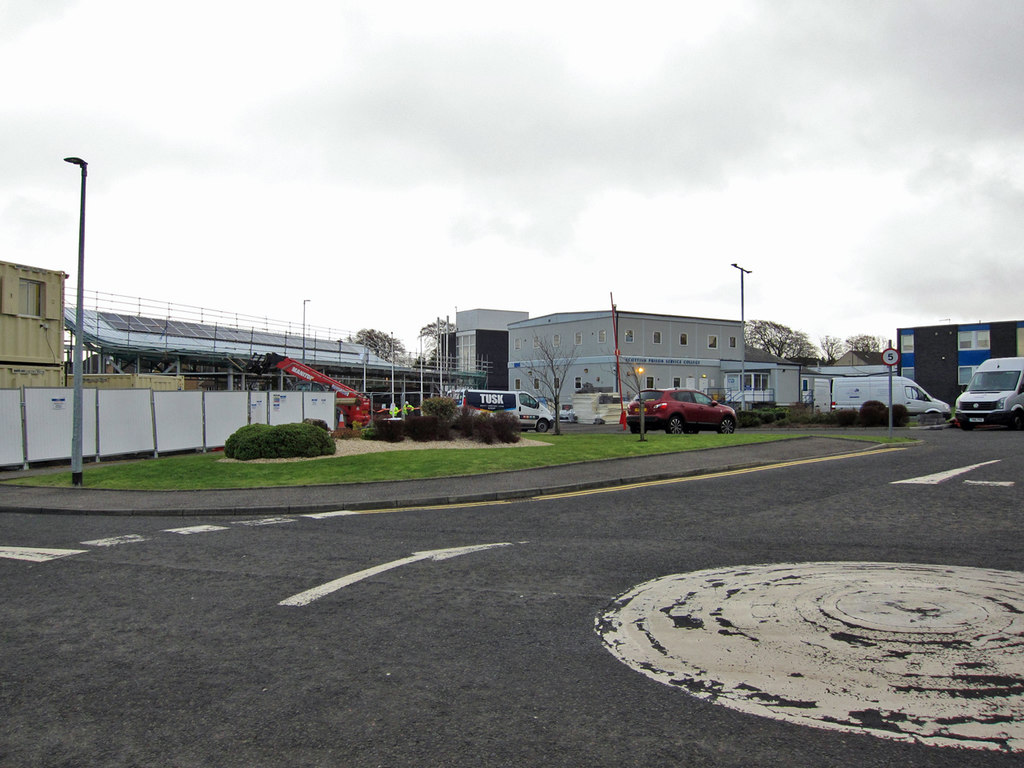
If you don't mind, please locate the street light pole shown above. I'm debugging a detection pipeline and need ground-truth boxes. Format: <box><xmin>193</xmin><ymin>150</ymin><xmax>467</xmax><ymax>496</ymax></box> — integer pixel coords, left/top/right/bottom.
<box><xmin>731</xmin><ymin>263</ymin><xmax>751</xmax><ymax>411</ymax></box>
<box><xmin>301</xmin><ymin>299</ymin><xmax>310</xmax><ymax>361</ymax></box>
<box><xmin>64</xmin><ymin>157</ymin><xmax>88</xmax><ymax>487</ymax></box>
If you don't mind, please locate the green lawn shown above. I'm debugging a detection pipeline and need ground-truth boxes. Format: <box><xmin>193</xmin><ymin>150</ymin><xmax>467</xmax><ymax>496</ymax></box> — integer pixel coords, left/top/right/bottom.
<box><xmin>5</xmin><ymin>432</ymin><xmax>817</xmax><ymax>490</ymax></box>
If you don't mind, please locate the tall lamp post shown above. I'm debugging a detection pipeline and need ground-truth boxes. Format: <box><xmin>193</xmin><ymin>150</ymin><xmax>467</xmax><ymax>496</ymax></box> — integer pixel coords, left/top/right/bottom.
<box><xmin>731</xmin><ymin>263</ymin><xmax>751</xmax><ymax>411</ymax></box>
<box><xmin>301</xmin><ymin>299</ymin><xmax>310</xmax><ymax>361</ymax></box>
<box><xmin>64</xmin><ymin>157</ymin><xmax>88</xmax><ymax>487</ymax></box>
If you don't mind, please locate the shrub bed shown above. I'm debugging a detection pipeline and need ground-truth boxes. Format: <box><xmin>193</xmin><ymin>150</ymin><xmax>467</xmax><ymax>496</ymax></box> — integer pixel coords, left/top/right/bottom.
<box><xmin>224</xmin><ymin>422</ymin><xmax>335</xmax><ymax>461</ymax></box>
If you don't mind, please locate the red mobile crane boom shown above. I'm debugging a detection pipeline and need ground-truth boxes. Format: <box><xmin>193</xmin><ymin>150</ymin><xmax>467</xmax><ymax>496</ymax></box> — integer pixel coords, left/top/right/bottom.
<box><xmin>247</xmin><ymin>353</ymin><xmax>371</xmax><ymax>426</ymax></box>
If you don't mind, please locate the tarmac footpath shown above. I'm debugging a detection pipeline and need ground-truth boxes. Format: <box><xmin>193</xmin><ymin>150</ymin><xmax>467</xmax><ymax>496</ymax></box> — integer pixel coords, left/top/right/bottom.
<box><xmin>0</xmin><ymin>436</ymin><xmax>899</xmax><ymax>517</ymax></box>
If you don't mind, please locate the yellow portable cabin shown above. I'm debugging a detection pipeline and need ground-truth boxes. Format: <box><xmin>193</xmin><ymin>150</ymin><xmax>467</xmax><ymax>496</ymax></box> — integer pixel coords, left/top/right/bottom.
<box><xmin>0</xmin><ymin>260</ymin><xmax>66</xmax><ymax>388</ymax></box>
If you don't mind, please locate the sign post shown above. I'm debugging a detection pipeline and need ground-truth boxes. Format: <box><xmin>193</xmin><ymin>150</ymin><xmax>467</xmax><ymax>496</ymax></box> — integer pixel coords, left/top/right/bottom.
<box><xmin>882</xmin><ymin>347</ymin><xmax>901</xmax><ymax>438</ymax></box>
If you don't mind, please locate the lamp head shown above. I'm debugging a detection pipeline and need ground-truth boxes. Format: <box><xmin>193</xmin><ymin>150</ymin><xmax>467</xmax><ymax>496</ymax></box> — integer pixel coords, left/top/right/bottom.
<box><xmin>64</xmin><ymin>157</ymin><xmax>87</xmax><ymax>167</ymax></box>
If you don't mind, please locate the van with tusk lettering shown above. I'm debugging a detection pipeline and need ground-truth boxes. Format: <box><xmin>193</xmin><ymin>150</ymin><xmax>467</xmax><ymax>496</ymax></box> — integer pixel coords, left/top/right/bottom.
<box><xmin>955</xmin><ymin>357</ymin><xmax>1024</xmax><ymax>431</ymax></box>
<box><xmin>456</xmin><ymin>389</ymin><xmax>555</xmax><ymax>433</ymax></box>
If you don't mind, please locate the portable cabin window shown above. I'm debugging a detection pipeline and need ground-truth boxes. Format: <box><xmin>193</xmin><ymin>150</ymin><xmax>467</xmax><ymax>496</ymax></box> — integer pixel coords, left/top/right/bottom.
<box><xmin>707</xmin><ymin>335</ymin><xmax>718</xmax><ymax>349</ymax></box>
<box><xmin>624</xmin><ymin>329</ymin><xmax>634</xmax><ymax>343</ymax></box>
<box><xmin>645</xmin><ymin>376</ymin><xmax>655</xmax><ymax>388</ymax></box>
<box><xmin>574</xmin><ymin>331</ymin><xmax>583</xmax><ymax>345</ymax></box>
<box><xmin>513</xmin><ymin>378</ymin><xmax>522</xmax><ymax>389</ymax></box>
<box><xmin>19</xmin><ymin>279</ymin><xmax>43</xmax><ymax>317</ymax></box>
<box><xmin>574</xmin><ymin>376</ymin><xmax>582</xmax><ymax>389</ymax></box>
<box><xmin>900</xmin><ymin>333</ymin><xmax>914</xmax><ymax>353</ymax></box>
<box><xmin>652</xmin><ymin>331</ymin><xmax>662</xmax><ymax>344</ymax></box>
<box><xmin>729</xmin><ymin>336</ymin><xmax>737</xmax><ymax>348</ymax></box>
<box><xmin>598</xmin><ymin>329</ymin><xmax>607</xmax><ymax>343</ymax></box>
<box><xmin>679</xmin><ymin>333</ymin><xmax>688</xmax><ymax>345</ymax></box>
<box><xmin>552</xmin><ymin>334</ymin><xmax>560</xmax><ymax>347</ymax></box>
<box><xmin>514</xmin><ymin>338</ymin><xmax>522</xmax><ymax>350</ymax></box>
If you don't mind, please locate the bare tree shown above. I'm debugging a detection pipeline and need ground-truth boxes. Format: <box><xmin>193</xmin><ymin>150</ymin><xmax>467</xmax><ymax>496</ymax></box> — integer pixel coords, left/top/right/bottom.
<box><xmin>845</xmin><ymin>334</ymin><xmax>887</xmax><ymax>354</ymax></box>
<box><xmin>746</xmin><ymin>320</ymin><xmax>818</xmax><ymax>360</ymax></box>
<box><xmin>418</xmin><ymin>318</ymin><xmax>455</xmax><ymax>362</ymax></box>
<box><xmin>526</xmin><ymin>334</ymin><xmax>581</xmax><ymax>436</ymax></box>
<box><xmin>353</xmin><ymin>329</ymin><xmax>405</xmax><ymax>362</ymax></box>
<box><xmin>819</xmin><ymin>335</ymin><xmax>845</xmax><ymax>365</ymax></box>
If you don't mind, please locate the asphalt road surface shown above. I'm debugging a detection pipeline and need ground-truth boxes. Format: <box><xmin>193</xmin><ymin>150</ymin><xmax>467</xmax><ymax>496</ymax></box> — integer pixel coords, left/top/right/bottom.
<box><xmin>2</xmin><ymin>428</ymin><xmax>1023</xmax><ymax>767</ymax></box>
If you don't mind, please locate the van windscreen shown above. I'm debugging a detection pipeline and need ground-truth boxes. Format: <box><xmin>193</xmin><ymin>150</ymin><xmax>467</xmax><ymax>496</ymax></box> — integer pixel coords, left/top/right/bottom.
<box><xmin>967</xmin><ymin>370</ymin><xmax>1020</xmax><ymax>392</ymax></box>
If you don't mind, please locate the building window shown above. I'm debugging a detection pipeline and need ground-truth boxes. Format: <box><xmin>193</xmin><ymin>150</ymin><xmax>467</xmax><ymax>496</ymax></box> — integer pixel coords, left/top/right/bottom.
<box><xmin>645</xmin><ymin>376</ymin><xmax>655</xmax><ymax>388</ymax></box>
<box><xmin>533</xmin><ymin>378</ymin><xmax>540</xmax><ymax>390</ymax></box>
<box><xmin>729</xmin><ymin>336</ymin><xmax>737</xmax><ymax>348</ymax></box>
<box><xmin>514</xmin><ymin>378</ymin><xmax>522</xmax><ymax>389</ymax></box>
<box><xmin>598</xmin><ymin>329</ymin><xmax>607</xmax><ymax>344</ymax></box>
<box><xmin>574</xmin><ymin>331</ymin><xmax>583</xmax><ymax>345</ymax></box>
<box><xmin>959</xmin><ymin>329</ymin><xmax>990</xmax><ymax>350</ymax></box>
<box><xmin>652</xmin><ymin>331</ymin><xmax>662</xmax><ymax>344</ymax></box>
<box><xmin>958</xmin><ymin>366</ymin><xmax>974</xmax><ymax>386</ymax></box>
<box><xmin>552</xmin><ymin>334</ymin><xmax>560</xmax><ymax>347</ymax></box>
<box><xmin>673</xmin><ymin>377</ymin><xmax>681</xmax><ymax>388</ymax></box>
<box><xmin>514</xmin><ymin>338</ymin><xmax>522</xmax><ymax>351</ymax></box>
<box><xmin>574</xmin><ymin>376</ymin><xmax>582</xmax><ymax>389</ymax></box>
<box><xmin>19</xmin><ymin>279</ymin><xmax>42</xmax><ymax>317</ymax></box>
<box><xmin>708</xmin><ymin>335</ymin><xmax>718</xmax><ymax>349</ymax></box>
<box><xmin>624</xmin><ymin>329</ymin><xmax>634</xmax><ymax>343</ymax></box>
<box><xmin>533</xmin><ymin>337</ymin><xmax>540</xmax><ymax>349</ymax></box>
<box><xmin>903</xmin><ymin>366</ymin><xmax>915</xmax><ymax>382</ymax></box>
<box><xmin>900</xmin><ymin>333</ymin><xmax>914</xmax><ymax>353</ymax></box>
<box><xmin>679</xmin><ymin>333</ymin><xmax>688</xmax><ymax>345</ymax></box>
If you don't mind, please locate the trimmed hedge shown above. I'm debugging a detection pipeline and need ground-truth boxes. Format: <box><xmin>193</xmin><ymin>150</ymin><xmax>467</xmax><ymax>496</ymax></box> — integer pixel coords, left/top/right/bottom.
<box><xmin>224</xmin><ymin>422</ymin><xmax>335</xmax><ymax>461</ymax></box>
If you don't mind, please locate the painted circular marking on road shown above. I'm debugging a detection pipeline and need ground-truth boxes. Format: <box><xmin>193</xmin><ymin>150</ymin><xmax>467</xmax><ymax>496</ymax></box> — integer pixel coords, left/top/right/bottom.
<box><xmin>596</xmin><ymin>562</ymin><xmax>1024</xmax><ymax>753</ymax></box>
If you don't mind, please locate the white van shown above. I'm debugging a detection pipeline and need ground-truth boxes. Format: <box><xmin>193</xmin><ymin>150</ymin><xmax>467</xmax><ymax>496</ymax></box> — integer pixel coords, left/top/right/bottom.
<box><xmin>457</xmin><ymin>389</ymin><xmax>555</xmax><ymax>432</ymax></box>
<box><xmin>955</xmin><ymin>357</ymin><xmax>1024</xmax><ymax>431</ymax></box>
<box><xmin>831</xmin><ymin>376</ymin><xmax>950</xmax><ymax>418</ymax></box>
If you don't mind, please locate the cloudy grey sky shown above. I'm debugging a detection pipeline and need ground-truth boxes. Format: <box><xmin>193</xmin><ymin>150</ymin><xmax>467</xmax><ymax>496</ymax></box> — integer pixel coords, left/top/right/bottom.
<box><xmin>3</xmin><ymin>1</ymin><xmax>1022</xmax><ymax>352</ymax></box>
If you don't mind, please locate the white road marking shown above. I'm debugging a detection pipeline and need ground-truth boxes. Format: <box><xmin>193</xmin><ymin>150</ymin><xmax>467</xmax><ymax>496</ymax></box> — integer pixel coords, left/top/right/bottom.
<box><xmin>964</xmin><ymin>480</ymin><xmax>1015</xmax><ymax>487</ymax></box>
<box><xmin>279</xmin><ymin>542</ymin><xmax>513</xmax><ymax>607</ymax></box>
<box><xmin>231</xmin><ymin>517</ymin><xmax>295</xmax><ymax>527</ymax></box>
<box><xmin>0</xmin><ymin>546</ymin><xmax>88</xmax><ymax>562</ymax></box>
<box><xmin>162</xmin><ymin>525</ymin><xmax>230</xmax><ymax>535</ymax></box>
<box><xmin>301</xmin><ymin>510</ymin><xmax>360</xmax><ymax>519</ymax></box>
<box><xmin>81</xmin><ymin>534</ymin><xmax>149</xmax><ymax>547</ymax></box>
<box><xmin>891</xmin><ymin>460</ymin><xmax>1000</xmax><ymax>485</ymax></box>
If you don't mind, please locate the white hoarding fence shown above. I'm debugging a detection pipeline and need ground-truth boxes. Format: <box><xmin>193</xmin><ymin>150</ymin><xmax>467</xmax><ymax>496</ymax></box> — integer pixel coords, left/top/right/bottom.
<box><xmin>1</xmin><ymin>388</ymin><xmax>339</xmax><ymax>468</ymax></box>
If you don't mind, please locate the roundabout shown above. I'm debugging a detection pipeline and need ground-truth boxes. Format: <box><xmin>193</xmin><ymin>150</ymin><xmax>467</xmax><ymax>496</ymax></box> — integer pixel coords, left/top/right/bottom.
<box><xmin>596</xmin><ymin>562</ymin><xmax>1024</xmax><ymax>753</ymax></box>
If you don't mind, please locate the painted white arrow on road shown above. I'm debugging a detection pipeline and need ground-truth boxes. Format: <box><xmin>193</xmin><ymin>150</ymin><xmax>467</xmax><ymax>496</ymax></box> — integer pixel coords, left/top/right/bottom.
<box><xmin>891</xmin><ymin>460</ymin><xmax>1000</xmax><ymax>485</ymax></box>
<box><xmin>0</xmin><ymin>546</ymin><xmax>88</xmax><ymax>562</ymax></box>
<box><xmin>279</xmin><ymin>542</ymin><xmax>513</xmax><ymax>607</ymax></box>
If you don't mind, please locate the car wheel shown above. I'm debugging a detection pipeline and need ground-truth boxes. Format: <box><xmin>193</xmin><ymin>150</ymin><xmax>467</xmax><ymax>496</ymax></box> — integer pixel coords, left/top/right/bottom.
<box><xmin>667</xmin><ymin>415</ymin><xmax>685</xmax><ymax>434</ymax></box>
<box><xmin>1013</xmin><ymin>411</ymin><xmax>1024</xmax><ymax>431</ymax></box>
<box><xmin>718</xmin><ymin>416</ymin><xmax>736</xmax><ymax>434</ymax></box>
<box><xmin>535</xmin><ymin>419</ymin><xmax>550</xmax><ymax>433</ymax></box>
<box><xmin>629</xmin><ymin>424</ymin><xmax>640</xmax><ymax>434</ymax></box>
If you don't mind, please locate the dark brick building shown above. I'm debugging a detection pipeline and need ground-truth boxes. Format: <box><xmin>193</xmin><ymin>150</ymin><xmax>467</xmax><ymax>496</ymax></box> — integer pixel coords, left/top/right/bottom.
<box><xmin>897</xmin><ymin>321</ymin><xmax>1024</xmax><ymax>406</ymax></box>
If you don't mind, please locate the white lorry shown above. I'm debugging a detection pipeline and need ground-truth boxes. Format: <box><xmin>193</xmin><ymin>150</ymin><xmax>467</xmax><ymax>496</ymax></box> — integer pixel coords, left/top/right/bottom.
<box><xmin>831</xmin><ymin>376</ymin><xmax>951</xmax><ymax>418</ymax></box>
<box><xmin>456</xmin><ymin>389</ymin><xmax>555</xmax><ymax>432</ymax></box>
<box><xmin>955</xmin><ymin>357</ymin><xmax>1024</xmax><ymax>431</ymax></box>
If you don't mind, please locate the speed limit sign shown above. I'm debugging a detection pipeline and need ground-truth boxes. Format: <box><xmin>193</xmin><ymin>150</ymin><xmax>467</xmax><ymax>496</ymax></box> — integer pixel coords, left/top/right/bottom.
<box><xmin>882</xmin><ymin>348</ymin><xmax>900</xmax><ymax>366</ymax></box>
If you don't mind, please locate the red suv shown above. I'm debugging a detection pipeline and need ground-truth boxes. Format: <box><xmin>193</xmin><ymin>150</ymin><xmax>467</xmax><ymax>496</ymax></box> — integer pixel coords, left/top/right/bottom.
<box><xmin>626</xmin><ymin>389</ymin><xmax>738</xmax><ymax>434</ymax></box>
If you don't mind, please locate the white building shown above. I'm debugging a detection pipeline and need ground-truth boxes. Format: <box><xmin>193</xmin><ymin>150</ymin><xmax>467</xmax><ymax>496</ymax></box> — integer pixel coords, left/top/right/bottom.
<box><xmin>508</xmin><ymin>309</ymin><xmax>803</xmax><ymax>406</ymax></box>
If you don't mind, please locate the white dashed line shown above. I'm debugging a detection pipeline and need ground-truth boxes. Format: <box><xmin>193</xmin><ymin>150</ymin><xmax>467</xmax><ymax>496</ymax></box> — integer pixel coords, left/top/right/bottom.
<box><xmin>232</xmin><ymin>517</ymin><xmax>296</xmax><ymax>527</ymax></box>
<box><xmin>301</xmin><ymin>510</ymin><xmax>360</xmax><ymax>519</ymax></box>
<box><xmin>81</xmin><ymin>534</ymin><xmax>149</xmax><ymax>547</ymax></box>
<box><xmin>0</xmin><ymin>546</ymin><xmax>89</xmax><ymax>562</ymax></box>
<box><xmin>162</xmin><ymin>525</ymin><xmax>230</xmax><ymax>535</ymax></box>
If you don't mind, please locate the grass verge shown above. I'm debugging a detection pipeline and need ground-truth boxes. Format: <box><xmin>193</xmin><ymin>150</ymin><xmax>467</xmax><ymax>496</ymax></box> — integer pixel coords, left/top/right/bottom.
<box><xmin>4</xmin><ymin>432</ymin><xmax>911</xmax><ymax>491</ymax></box>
